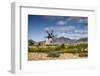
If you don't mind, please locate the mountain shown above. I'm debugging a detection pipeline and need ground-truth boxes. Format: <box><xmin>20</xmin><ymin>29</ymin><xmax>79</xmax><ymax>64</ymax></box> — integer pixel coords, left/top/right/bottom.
<box><xmin>54</xmin><ymin>37</ymin><xmax>75</xmax><ymax>44</ymax></box>
<box><xmin>54</xmin><ymin>37</ymin><xmax>87</xmax><ymax>44</ymax></box>
<box><xmin>76</xmin><ymin>38</ymin><xmax>88</xmax><ymax>42</ymax></box>
<box><xmin>28</xmin><ymin>39</ymin><xmax>36</xmax><ymax>45</ymax></box>
<box><xmin>75</xmin><ymin>38</ymin><xmax>88</xmax><ymax>43</ymax></box>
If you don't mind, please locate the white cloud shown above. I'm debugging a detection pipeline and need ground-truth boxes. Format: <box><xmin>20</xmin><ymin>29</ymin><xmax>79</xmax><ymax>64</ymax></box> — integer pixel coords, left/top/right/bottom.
<box><xmin>74</xmin><ymin>30</ymin><xmax>87</xmax><ymax>34</ymax></box>
<box><xmin>65</xmin><ymin>33</ymin><xmax>87</xmax><ymax>39</ymax></box>
<box><xmin>78</xmin><ymin>18</ymin><xmax>88</xmax><ymax>24</ymax></box>
<box><xmin>44</xmin><ymin>27</ymin><xmax>54</xmax><ymax>32</ymax></box>
<box><xmin>56</xmin><ymin>20</ymin><xmax>67</xmax><ymax>25</ymax></box>
<box><xmin>44</xmin><ymin>27</ymin><xmax>50</xmax><ymax>31</ymax></box>
<box><xmin>59</xmin><ymin>26</ymin><xmax>75</xmax><ymax>33</ymax></box>
<box><xmin>56</xmin><ymin>25</ymin><xmax>87</xmax><ymax>39</ymax></box>
<box><xmin>61</xmin><ymin>32</ymin><xmax>66</xmax><ymax>37</ymax></box>
<box><xmin>66</xmin><ymin>17</ymin><xmax>88</xmax><ymax>24</ymax></box>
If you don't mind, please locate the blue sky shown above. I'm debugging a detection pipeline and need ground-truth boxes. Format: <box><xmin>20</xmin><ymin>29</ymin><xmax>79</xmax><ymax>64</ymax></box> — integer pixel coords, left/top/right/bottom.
<box><xmin>28</xmin><ymin>15</ymin><xmax>88</xmax><ymax>42</ymax></box>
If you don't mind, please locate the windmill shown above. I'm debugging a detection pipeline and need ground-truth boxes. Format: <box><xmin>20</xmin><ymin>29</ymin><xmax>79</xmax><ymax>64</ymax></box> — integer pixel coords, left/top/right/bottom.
<box><xmin>44</xmin><ymin>28</ymin><xmax>57</xmax><ymax>45</ymax></box>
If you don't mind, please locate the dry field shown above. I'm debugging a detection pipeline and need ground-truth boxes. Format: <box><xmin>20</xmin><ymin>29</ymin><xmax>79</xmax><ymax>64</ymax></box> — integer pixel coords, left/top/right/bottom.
<box><xmin>28</xmin><ymin>52</ymin><xmax>87</xmax><ymax>61</ymax></box>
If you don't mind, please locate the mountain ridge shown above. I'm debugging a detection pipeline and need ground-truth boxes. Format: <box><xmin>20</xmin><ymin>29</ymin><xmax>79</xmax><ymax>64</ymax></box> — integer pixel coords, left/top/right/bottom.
<box><xmin>29</xmin><ymin>37</ymin><xmax>88</xmax><ymax>45</ymax></box>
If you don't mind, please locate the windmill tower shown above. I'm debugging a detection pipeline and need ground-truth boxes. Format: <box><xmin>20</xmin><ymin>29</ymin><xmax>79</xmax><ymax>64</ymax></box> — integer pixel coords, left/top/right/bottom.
<box><xmin>45</xmin><ymin>28</ymin><xmax>56</xmax><ymax>45</ymax></box>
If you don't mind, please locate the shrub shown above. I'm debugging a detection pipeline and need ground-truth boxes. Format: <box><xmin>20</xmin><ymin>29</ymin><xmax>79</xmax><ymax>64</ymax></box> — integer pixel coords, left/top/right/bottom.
<box><xmin>47</xmin><ymin>51</ymin><xmax>60</xmax><ymax>58</ymax></box>
<box><xmin>75</xmin><ymin>44</ymin><xmax>88</xmax><ymax>51</ymax></box>
<box><xmin>64</xmin><ymin>49</ymin><xmax>76</xmax><ymax>54</ymax></box>
<box><xmin>28</xmin><ymin>47</ymin><xmax>34</xmax><ymax>52</ymax></box>
<box><xmin>60</xmin><ymin>44</ymin><xmax>65</xmax><ymax>49</ymax></box>
<box><xmin>54</xmin><ymin>44</ymin><xmax>66</xmax><ymax>51</ymax></box>
<box><xmin>28</xmin><ymin>39</ymin><xmax>35</xmax><ymax>46</ymax></box>
<box><xmin>79</xmin><ymin>53</ymin><xmax>88</xmax><ymax>57</ymax></box>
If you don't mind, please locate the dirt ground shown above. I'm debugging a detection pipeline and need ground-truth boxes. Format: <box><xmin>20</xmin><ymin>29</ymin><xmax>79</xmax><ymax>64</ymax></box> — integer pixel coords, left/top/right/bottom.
<box><xmin>28</xmin><ymin>52</ymin><xmax>87</xmax><ymax>61</ymax></box>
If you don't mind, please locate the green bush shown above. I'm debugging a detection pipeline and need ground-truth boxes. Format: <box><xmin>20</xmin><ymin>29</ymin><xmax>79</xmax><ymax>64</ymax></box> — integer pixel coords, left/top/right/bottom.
<box><xmin>28</xmin><ymin>47</ymin><xmax>34</xmax><ymax>52</ymax></box>
<box><xmin>47</xmin><ymin>51</ymin><xmax>60</xmax><ymax>58</ymax></box>
<box><xmin>54</xmin><ymin>44</ymin><xmax>66</xmax><ymax>51</ymax></box>
<box><xmin>64</xmin><ymin>49</ymin><xmax>76</xmax><ymax>54</ymax></box>
<box><xmin>60</xmin><ymin>44</ymin><xmax>65</xmax><ymax>49</ymax></box>
<box><xmin>28</xmin><ymin>39</ymin><xmax>35</xmax><ymax>46</ymax></box>
<box><xmin>79</xmin><ymin>53</ymin><xmax>88</xmax><ymax>57</ymax></box>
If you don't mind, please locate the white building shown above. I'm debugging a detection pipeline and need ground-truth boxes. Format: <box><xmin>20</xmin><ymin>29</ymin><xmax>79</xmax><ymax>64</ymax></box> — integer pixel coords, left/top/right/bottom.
<box><xmin>45</xmin><ymin>38</ymin><xmax>53</xmax><ymax>45</ymax></box>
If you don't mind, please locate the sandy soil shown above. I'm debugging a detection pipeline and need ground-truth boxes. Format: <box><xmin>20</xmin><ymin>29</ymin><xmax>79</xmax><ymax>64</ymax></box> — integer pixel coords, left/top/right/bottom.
<box><xmin>28</xmin><ymin>52</ymin><xmax>87</xmax><ymax>61</ymax></box>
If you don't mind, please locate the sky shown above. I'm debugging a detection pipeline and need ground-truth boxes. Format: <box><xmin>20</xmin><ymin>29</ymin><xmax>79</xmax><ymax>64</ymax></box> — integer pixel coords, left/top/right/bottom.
<box><xmin>28</xmin><ymin>15</ymin><xmax>88</xmax><ymax>42</ymax></box>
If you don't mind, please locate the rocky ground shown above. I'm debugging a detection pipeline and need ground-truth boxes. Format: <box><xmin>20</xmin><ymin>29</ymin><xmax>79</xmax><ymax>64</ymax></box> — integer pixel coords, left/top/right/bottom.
<box><xmin>28</xmin><ymin>52</ymin><xmax>87</xmax><ymax>61</ymax></box>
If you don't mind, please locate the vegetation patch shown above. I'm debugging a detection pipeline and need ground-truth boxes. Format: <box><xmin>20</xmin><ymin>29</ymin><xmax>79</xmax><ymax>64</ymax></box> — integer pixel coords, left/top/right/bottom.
<box><xmin>47</xmin><ymin>51</ymin><xmax>60</xmax><ymax>58</ymax></box>
<box><xmin>79</xmin><ymin>53</ymin><xmax>88</xmax><ymax>57</ymax></box>
<box><xmin>28</xmin><ymin>43</ymin><xmax>88</xmax><ymax>58</ymax></box>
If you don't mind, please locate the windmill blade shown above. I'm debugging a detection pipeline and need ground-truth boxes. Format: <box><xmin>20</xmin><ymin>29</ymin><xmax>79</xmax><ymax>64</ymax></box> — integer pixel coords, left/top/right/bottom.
<box><xmin>53</xmin><ymin>34</ymin><xmax>57</xmax><ymax>37</ymax></box>
<box><xmin>51</xmin><ymin>29</ymin><xmax>54</xmax><ymax>33</ymax></box>
<box><xmin>46</xmin><ymin>30</ymin><xmax>49</xmax><ymax>33</ymax></box>
<box><xmin>50</xmin><ymin>29</ymin><xmax>54</xmax><ymax>34</ymax></box>
<box><xmin>52</xmin><ymin>35</ymin><xmax>58</xmax><ymax>40</ymax></box>
<box><xmin>46</xmin><ymin>30</ymin><xmax>51</xmax><ymax>36</ymax></box>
